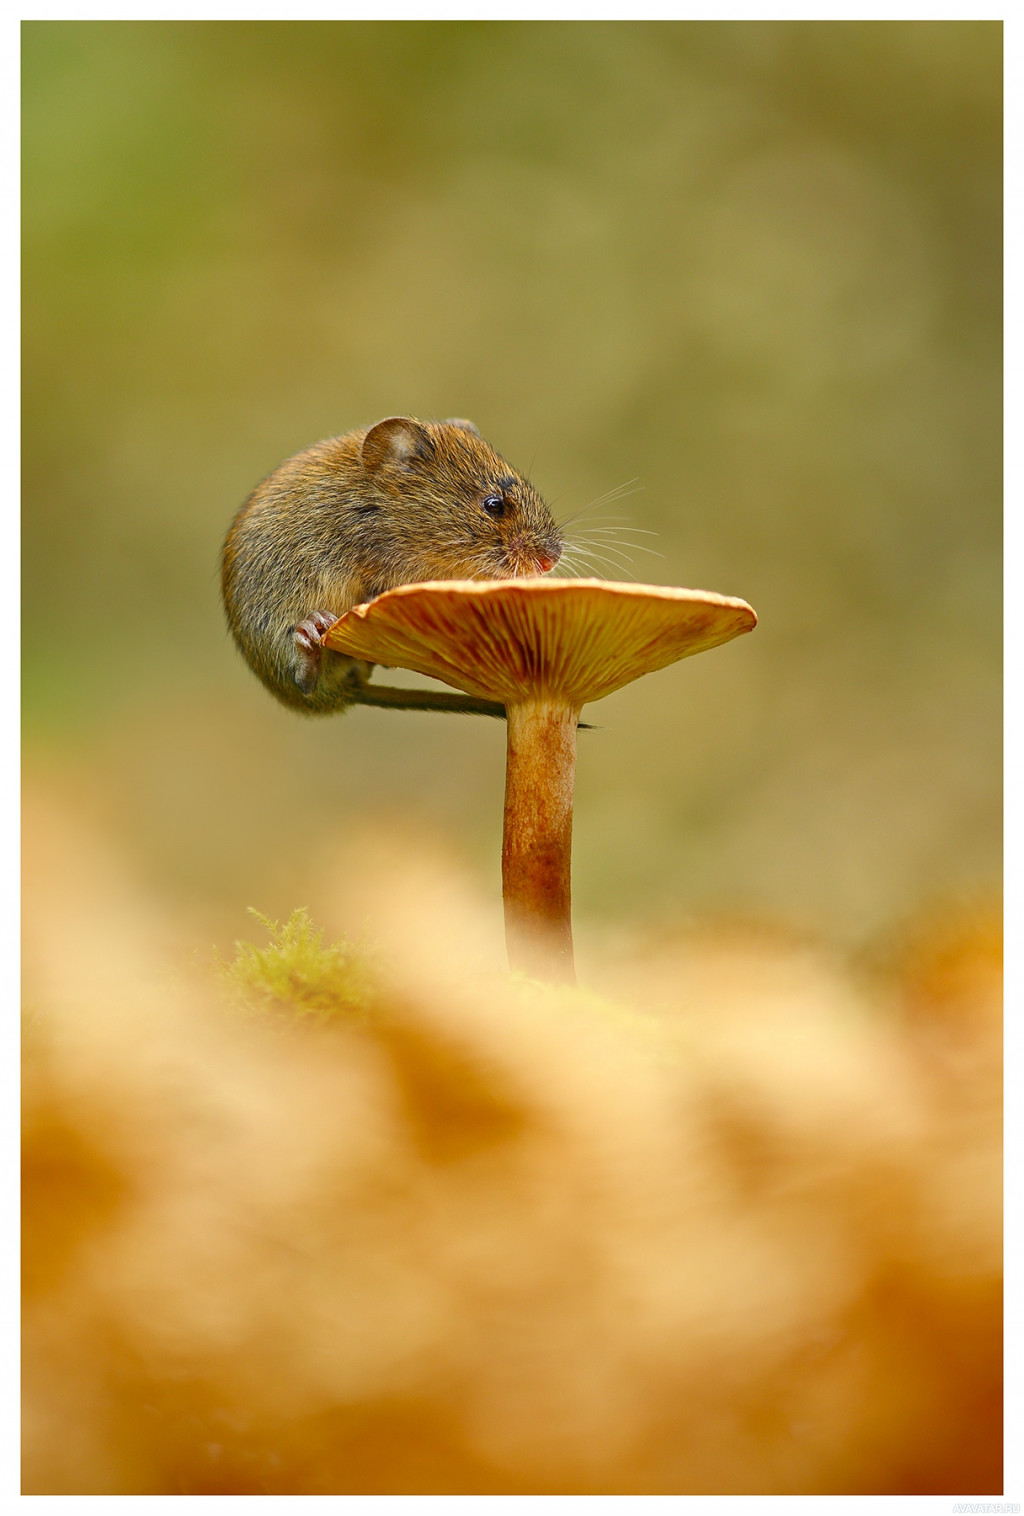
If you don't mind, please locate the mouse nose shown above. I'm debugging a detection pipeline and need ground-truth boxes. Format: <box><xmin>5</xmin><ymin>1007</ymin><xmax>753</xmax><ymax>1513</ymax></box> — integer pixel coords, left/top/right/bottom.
<box><xmin>535</xmin><ymin>548</ymin><xmax>560</xmax><ymax>573</ymax></box>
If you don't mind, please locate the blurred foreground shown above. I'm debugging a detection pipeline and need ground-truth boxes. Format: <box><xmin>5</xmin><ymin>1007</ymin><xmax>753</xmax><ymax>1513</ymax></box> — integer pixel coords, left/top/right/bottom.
<box><xmin>22</xmin><ymin>781</ymin><xmax>1002</xmax><ymax>1495</ymax></box>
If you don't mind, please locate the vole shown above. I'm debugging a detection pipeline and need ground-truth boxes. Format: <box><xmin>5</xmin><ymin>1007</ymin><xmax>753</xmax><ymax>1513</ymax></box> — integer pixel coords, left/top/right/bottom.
<box><xmin>221</xmin><ymin>416</ymin><xmax>563</xmax><ymax>717</ymax></box>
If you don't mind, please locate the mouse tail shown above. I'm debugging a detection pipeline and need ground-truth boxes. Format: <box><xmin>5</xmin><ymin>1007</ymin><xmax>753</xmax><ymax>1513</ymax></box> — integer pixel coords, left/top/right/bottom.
<box><xmin>349</xmin><ymin>681</ymin><xmax>595</xmax><ymax>728</ymax></box>
<box><xmin>351</xmin><ymin>682</ymin><xmax>508</xmax><ymax>719</ymax></box>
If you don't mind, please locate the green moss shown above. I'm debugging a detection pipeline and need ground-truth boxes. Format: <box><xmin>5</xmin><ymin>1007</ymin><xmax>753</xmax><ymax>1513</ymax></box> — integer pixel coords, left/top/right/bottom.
<box><xmin>221</xmin><ymin>908</ymin><xmax>377</xmax><ymax>1026</ymax></box>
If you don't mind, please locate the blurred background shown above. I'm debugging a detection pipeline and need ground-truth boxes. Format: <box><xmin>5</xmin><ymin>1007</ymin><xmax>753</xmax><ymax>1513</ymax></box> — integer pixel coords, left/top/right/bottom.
<box><xmin>22</xmin><ymin>20</ymin><xmax>1002</xmax><ymax>958</ymax></box>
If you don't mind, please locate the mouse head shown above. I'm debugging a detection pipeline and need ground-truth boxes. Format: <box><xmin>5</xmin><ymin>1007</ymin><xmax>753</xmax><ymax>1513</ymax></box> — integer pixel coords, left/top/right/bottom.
<box><xmin>359</xmin><ymin>417</ymin><xmax>563</xmax><ymax>582</ymax></box>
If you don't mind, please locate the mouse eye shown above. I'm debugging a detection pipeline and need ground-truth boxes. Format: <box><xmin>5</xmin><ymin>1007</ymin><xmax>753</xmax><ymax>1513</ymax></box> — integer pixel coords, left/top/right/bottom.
<box><xmin>482</xmin><ymin>493</ymin><xmax>506</xmax><ymax>520</ymax></box>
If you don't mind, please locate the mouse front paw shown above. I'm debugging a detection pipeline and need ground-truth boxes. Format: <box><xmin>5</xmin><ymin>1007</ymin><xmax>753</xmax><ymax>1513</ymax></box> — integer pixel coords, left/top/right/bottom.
<box><xmin>291</xmin><ymin>610</ymin><xmax>338</xmax><ymax>693</ymax></box>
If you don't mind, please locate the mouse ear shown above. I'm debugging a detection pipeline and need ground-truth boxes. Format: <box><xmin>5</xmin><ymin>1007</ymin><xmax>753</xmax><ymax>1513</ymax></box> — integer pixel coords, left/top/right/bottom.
<box><xmin>444</xmin><ymin>417</ymin><xmax>480</xmax><ymax>436</ymax></box>
<box><xmin>361</xmin><ymin>417</ymin><xmax>433</xmax><ymax>475</ymax></box>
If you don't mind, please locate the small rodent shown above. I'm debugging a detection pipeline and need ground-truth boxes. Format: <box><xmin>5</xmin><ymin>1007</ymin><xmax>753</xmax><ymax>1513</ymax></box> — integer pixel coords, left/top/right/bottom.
<box><xmin>221</xmin><ymin>416</ymin><xmax>563</xmax><ymax>717</ymax></box>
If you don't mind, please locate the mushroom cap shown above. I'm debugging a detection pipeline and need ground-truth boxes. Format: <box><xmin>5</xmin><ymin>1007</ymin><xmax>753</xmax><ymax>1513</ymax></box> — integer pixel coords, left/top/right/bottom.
<box><xmin>324</xmin><ymin>578</ymin><xmax>756</xmax><ymax>708</ymax></box>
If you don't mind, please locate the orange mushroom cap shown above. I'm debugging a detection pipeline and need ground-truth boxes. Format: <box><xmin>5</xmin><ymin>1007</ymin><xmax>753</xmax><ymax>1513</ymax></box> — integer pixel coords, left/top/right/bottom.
<box><xmin>323</xmin><ymin>578</ymin><xmax>757</xmax><ymax>708</ymax></box>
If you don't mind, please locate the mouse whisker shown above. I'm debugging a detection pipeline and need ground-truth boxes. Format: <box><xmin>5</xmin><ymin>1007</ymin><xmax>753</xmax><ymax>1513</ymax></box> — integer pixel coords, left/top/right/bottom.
<box><xmin>566</xmin><ymin>538</ymin><xmax>638</xmax><ymax>565</ymax></box>
<box><xmin>575</xmin><ymin>525</ymin><xmax>661</xmax><ymax>539</ymax></box>
<box><xmin>563</xmin><ymin>546</ymin><xmax>640</xmax><ymax>579</ymax></box>
<box><xmin>556</xmin><ymin>481</ymin><xmax>643</xmax><ymax>530</ymax></box>
<box><xmin>571</xmin><ymin>537</ymin><xmax>666</xmax><ymax>562</ymax></box>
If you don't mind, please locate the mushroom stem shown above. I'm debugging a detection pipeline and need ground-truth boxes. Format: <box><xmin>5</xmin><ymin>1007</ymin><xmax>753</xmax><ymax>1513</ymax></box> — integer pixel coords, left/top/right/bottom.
<box><xmin>502</xmin><ymin>697</ymin><xmax>580</xmax><ymax>983</ymax></box>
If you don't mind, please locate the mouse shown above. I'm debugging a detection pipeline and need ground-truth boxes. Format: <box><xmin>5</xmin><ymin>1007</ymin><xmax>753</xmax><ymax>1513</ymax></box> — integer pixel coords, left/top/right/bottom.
<box><xmin>221</xmin><ymin>416</ymin><xmax>563</xmax><ymax>717</ymax></box>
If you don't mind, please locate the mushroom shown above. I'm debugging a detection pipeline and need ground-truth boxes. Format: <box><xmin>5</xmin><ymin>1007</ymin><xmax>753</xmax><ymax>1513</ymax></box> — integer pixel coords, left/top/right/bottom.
<box><xmin>324</xmin><ymin>578</ymin><xmax>756</xmax><ymax>983</ymax></box>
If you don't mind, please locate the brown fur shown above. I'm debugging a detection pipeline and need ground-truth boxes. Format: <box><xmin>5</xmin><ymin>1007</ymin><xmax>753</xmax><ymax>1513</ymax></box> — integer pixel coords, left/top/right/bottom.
<box><xmin>221</xmin><ymin>417</ymin><xmax>562</xmax><ymax>714</ymax></box>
